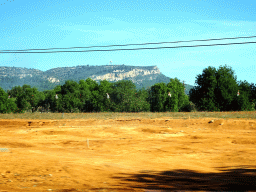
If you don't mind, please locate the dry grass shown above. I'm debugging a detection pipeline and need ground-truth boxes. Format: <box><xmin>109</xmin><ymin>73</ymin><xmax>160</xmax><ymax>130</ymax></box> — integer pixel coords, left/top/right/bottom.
<box><xmin>0</xmin><ymin>111</ymin><xmax>255</xmax><ymax>120</ymax></box>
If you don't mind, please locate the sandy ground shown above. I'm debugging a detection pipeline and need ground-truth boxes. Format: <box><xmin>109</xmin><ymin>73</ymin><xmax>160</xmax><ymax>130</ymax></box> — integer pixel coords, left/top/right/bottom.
<box><xmin>0</xmin><ymin>117</ymin><xmax>256</xmax><ymax>192</ymax></box>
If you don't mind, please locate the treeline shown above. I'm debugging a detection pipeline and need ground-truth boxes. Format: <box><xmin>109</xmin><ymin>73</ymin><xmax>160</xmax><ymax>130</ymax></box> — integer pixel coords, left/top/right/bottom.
<box><xmin>0</xmin><ymin>65</ymin><xmax>255</xmax><ymax>113</ymax></box>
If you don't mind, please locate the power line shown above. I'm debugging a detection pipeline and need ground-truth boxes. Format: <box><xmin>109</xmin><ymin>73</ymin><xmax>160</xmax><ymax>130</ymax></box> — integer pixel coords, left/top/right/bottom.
<box><xmin>0</xmin><ymin>41</ymin><xmax>255</xmax><ymax>54</ymax></box>
<box><xmin>1</xmin><ymin>35</ymin><xmax>256</xmax><ymax>52</ymax></box>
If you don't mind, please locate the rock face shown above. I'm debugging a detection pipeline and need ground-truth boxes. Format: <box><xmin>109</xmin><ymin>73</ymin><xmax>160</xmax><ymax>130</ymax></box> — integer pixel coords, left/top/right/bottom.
<box><xmin>0</xmin><ymin>65</ymin><xmax>193</xmax><ymax>93</ymax></box>
<box><xmin>47</xmin><ymin>77</ymin><xmax>60</xmax><ymax>83</ymax></box>
<box><xmin>90</xmin><ymin>66</ymin><xmax>161</xmax><ymax>83</ymax></box>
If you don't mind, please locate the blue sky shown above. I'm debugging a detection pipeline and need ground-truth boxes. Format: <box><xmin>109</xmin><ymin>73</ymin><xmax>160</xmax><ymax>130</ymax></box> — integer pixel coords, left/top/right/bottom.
<box><xmin>0</xmin><ymin>0</ymin><xmax>255</xmax><ymax>86</ymax></box>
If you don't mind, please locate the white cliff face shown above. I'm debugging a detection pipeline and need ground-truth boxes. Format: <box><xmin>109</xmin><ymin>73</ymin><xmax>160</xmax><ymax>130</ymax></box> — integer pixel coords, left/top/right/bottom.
<box><xmin>19</xmin><ymin>74</ymin><xmax>33</xmax><ymax>79</ymax></box>
<box><xmin>47</xmin><ymin>77</ymin><xmax>60</xmax><ymax>83</ymax></box>
<box><xmin>90</xmin><ymin>67</ymin><xmax>160</xmax><ymax>82</ymax></box>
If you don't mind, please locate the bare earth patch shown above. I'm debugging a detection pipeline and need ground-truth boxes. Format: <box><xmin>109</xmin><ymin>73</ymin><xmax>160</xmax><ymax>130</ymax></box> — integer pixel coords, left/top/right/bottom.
<box><xmin>0</xmin><ymin>118</ymin><xmax>256</xmax><ymax>191</ymax></box>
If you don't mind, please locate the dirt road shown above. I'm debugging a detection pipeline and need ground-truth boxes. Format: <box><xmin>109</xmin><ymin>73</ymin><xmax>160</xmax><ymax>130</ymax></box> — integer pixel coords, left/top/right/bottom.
<box><xmin>0</xmin><ymin>118</ymin><xmax>256</xmax><ymax>191</ymax></box>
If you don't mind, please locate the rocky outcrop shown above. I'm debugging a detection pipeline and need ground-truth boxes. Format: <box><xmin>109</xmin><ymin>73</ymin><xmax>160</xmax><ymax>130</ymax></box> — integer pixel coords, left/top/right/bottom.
<box><xmin>0</xmin><ymin>65</ymin><xmax>193</xmax><ymax>94</ymax></box>
<box><xmin>90</xmin><ymin>66</ymin><xmax>160</xmax><ymax>82</ymax></box>
<box><xmin>47</xmin><ymin>77</ymin><xmax>60</xmax><ymax>83</ymax></box>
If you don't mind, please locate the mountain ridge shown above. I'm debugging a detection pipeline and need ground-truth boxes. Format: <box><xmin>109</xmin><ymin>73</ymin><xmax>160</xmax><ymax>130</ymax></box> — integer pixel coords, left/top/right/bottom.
<box><xmin>0</xmin><ymin>65</ymin><xmax>193</xmax><ymax>94</ymax></box>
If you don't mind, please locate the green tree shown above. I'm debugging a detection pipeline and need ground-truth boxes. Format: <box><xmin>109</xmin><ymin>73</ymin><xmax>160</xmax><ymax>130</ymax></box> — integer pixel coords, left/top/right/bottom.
<box><xmin>249</xmin><ymin>83</ymin><xmax>256</xmax><ymax>110</ymax></box>
<box><xmin>179</xmin><ymin>94</ymin><xmax>192</xmax><ymax>112</ymax></box>
<box><xmin>215</xmin><ymin>65</ymin><xmax>238</xmax><ymax>111</ymax></box>
<box><xmin>43</xmin><ymin>90</ymin><xmax>59</xmax><ymax>112</ymax></box>
<box><xmin>78</xmin><ymin>78</ymin><xmax>101</xmax><ymax>112</ymax></box>
<box><xmin>61</xmin><ymin>80</ymin><xmax>79</xmax><ymax>95</ymax></box>
<box><xmin>190</xmin><ymin>66</ymin><xmax>218</xmax><ymax>111</ymax></box>
<box><xmin>79</xmin><ymin>79</ymin><xmax>93</xmax><ymax>112</ymax></box>
<box><xmin>6</xmin><ymin>98</ymin><xmax>18</xmax><ymax>113</ymax></box>
<box><xmin>190</xmin><ymin>65</ymin><xmax>239</xmax><ymax>112</ymax></box>
<box><xmin>0</xmin><ymin>87</ymin><xmax>8</xmax><ymax>113</ymax></box>
<box><xmin>148</xmin><ymin>82</ymin><xmax>168</xmax><ymax>112</ymax></box>
<box><xmin>133</xmin><ymin>88</ymin><xmax>150</xmax><ymax>112</ymax></box>
<box><xmin>58</xmin><ymin>80</ymin><xmax>82</xmax><ymax>112</ymax></box>
<box><xmin>85</xmin><ymin>78</ymin><xmax>99</xmax><ymax>92</ymax></box>
<box><xmin>111</xmin><ymin>80</ymin><xmax>137</xmax><ymax>112</ymax></box>
<box><xmin>15</xmin><ymin>85</ymin><xmax>33</xmax><ymax>112</ymax></box>
<box><xmin>166</xmin><ymin>78</ymin><xmax>188</xmax><ymax>112</ymax></box>
<box><xmin>14</xmin><ymin>85</ymin><xmax>45</xmax><ymax>113</ymax></box>
<box><xmin>7</xmin><ymin>85</ymin><xmax>23</xmax><ymax>98</ymax></box>
<box><xmin>98</xmin><ymin>80</ymin><xmax>114</xmax><ymax>112</ymax></box>
<box><xmin>232</xmin><ymin>80</ymin><xmax>254</xmax><ymax>111</ymax></box>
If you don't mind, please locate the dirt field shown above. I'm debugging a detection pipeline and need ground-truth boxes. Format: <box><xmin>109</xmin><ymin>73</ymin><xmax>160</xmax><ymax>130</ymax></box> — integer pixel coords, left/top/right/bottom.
<box><xmin>0</xmin><ymin>117</ymin><xmax>256</xmax><ymax>192</ymax></box>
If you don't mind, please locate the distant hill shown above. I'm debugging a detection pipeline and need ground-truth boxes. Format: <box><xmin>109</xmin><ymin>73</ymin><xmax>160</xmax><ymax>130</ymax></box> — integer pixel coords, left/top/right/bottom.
<box><xmin>0</xmin><ymin>65</ymin><xmax>194</xmax><ymax>94</ymax></box>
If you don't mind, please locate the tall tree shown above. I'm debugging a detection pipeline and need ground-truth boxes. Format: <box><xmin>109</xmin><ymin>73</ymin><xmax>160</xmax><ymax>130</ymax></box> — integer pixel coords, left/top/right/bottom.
<box><xmin>133</xmin><ymin>88</ymin><xmax>150</xmax><ymax>112</ymax></box>
<box><xmin>7</xmin><ymin>85</ymin><xmax>23</xmax><ymax>98</ymax></box>
<box><xmin>83</xmin><ymin>78</ymin><xmax>100</xmax><ymax>112</ymax></box>
<box><xmin>59</xmin><ymin>80</ymin><xmax>81</xmax><ymax>112</ymax></box>
<box><xmin>14</xmin><ymin>85</ymin><xmax>45</xmax><ymax>112</ymax></box>
<box><xmin>15</xmin><ymin>85</ymin><xmax>33</xmax><ymax>112</ymax></box>
<box><xmin>249</xmin><ymin>83</ymin><xmax>256</xmax><ymax>110</ymax></box>
<box><xmin>149</xmin><ymin>82</ymin><xmax>168</xmax><ymax>112</ymax></box>
<box><xmin>111</xmin><ymin>80</ymin><xmax>137</xmax><ymax>112</ymax></box>
<box><xmin>98</xmin><ymin>80</ymin><xmax>114</xmax><ymax>112</ymax></box>
<box><xmin>79</xmin><ymin>79</ymin><xmax>93</xmax><ymax>112</ymax></box>
<box><xmin>190</xmin><ymin>66</ymin><xmax>218</xmax><ymax>111</ymax></box>
<box><xmin>0</xmin><ymin>87</ymin><xmax>8</xmax><ymax>113</ymax></box>
<box><xmin>166</xmin><ymin>78</ymin><xmax>188</xmax><ymax>112</ymax></box>
<box><xmin>215</xmin><ymin>65</ymin><xmax>238</xmax><ymax>111</ymax></box>
<box><xmin>232</xmin><ymin>80</ymin><xmax>254</xmax><ymax>111</ymax></box>
<box><xmin>190</xmin><ymin>65</ymin><xmax>239</xmax><ymax>111</ymax></box>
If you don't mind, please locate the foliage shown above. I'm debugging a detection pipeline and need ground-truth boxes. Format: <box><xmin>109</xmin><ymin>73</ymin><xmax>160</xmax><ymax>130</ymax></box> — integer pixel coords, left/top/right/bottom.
<box><xmin>189</xmin><ymin>65</ymin><xmax>254</xmax><ymax>112</ymax></box>
<box><xmin>0</xmin><ymin>65</ymin><xmax>194</xmax><ymax>94</ymax></box>
<box><xmin>232</xmin><ymin>80</ymin><xmax>255</xmax><ymax>111</ymax></box>
<box><xmin>111</xmin><ymin>80</ymin><xmax>138</xmax><ymax>112</ymax></box>
<box><xmin>190</xmin><ymin>66</ymin><xmax>219</xmax><ymax>111</ymax></box>
<box><xmin>249</xmin><ymin>83</ymin><xmax>256</xmax><ymax>110</ymax></box>
<box><xmin>0</xmin><ymin>87</ymin><xmax>8</xmax><ymax>113</ymax></box>
<box><xmin>13</xmin><ymin>85</ymin><xmax>45</xmax><ymax>112</ymax></box>
<box><xmin>0</xmin><ymin>65</ymin><xmax>255</xmax><ymax>114</ymax></box>
<box><xmin>214</xmin><ymin>65</ymin><xmax>238</xmax><ymax>111</ymax></box>
<box><xmin>98</xmin><ymin>80</ymin><xmax>114</xmax><ymax>112</ymax></box>
<box><xmin>166</xmin><ymin>78</ymin><xmax>188</xmax><ymax>112</ymax></box>
<box><xmin>148</xmin><ymin>82</ymin><xmax>168</xmax><ymax>112</ymax></box>
<box><xmin>6</xmin><ymin>98</ymin><xmax>18</xmax><ymax>113</ymax></box>
<box><xmin>134</xmin><ymin>88</ymin><xmax>150</xmax><ymax>112</ymax></box>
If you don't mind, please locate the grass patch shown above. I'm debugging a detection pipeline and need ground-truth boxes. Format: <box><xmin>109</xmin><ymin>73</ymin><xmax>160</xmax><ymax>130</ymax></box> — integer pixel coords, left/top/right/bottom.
<box><xmin>0</xmin><ymin>111</ymin><xmax>255</xmax><ymax>120</ymax></box>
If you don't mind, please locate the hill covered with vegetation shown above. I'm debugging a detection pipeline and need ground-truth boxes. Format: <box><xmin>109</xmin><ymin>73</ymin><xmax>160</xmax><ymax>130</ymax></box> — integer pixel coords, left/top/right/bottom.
<box><xmin>0</xmin><ymin>65</ymin><xmax>193</xmax><ymax>94</ymax></box>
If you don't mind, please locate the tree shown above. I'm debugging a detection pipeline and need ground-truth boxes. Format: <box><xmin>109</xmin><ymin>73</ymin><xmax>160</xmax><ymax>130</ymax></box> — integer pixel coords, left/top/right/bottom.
<box><xmin>249</xmin><ymin>83</ymin><xmax>256</xmax><ymax>110</ymax></box>
<box><xmin>215</xmin><ymin>65</ymin><xmax>238</xmax><ymax>111</ymax></box>
<box><xmin>148</xmin><ymin>82</ymin><xmax>168</xmax><ymax>112</ymax></box>
<box><xmin>133</xmin><ymin>88</ymin><xmax>150</xmax><ymax>112</ymax></box>
<box><xmin>0</xmin><ymin>87</ymin><xmax>8</xmax><ymax>113</ymax></box>
<box><xmin>232</xmin><ymin>80</ymin><xmax>254</xmax><ymax>111</ymax></box>
<box><xmin>78</xmin><ymin>78</ymin><xmax>102</xmax><ymax>112</ymax></box>
<box><xmin>190</xmin><ymin>65</ymin><xmax>239</xmax><ymax>112</ymax></box>
<box><xmin>7</xmin><ymin>85</ymin><xmax>23</xmax><ymax>98</ymax></box>
<box><xmin>14</xmin><ymin>85</ymin><xmax>33</xmax><ymax>112</ymax></box>
<box><xmin>58</xmin><ymin>80</ymin><xmax>80</xmax><ymax>112</ymax></box>
<box><xmin>98</xmin><ymin>80</ymin><xmax>114</xmax><ymax>112</ymax></box>
<box><xmin>13</xmin><ymin>85</ymin><xmax>45</xmax><ymax>113</ymax></box>
<box><xmin>43</xmin><ymin>90</ymin><xmax>59</xmax><ymax>112</ymax></box>
<box><xmin>85</xmin><ymin>78</ymin><xmax>99</xmax><ymax>92</ymax></box>
<box><xmin>6</xmin><ymin>98</ymin><xmax>18</xmax><ymax>113</ymax></box>
<box><xmin>111</xmin><ymin>80</ymin><xmax>137</xmax><ymax>112</ymax></box>
<box><xmin>61</xmin><ymin>80</ymin><xmax>79</xmax><ymax>95</ymax></box>
<box><xmin>79</xmin><ymin>79</ymin><xmax>93</xmax><ymax>112</ymax></box>
<box><xmin>190</xmin><ymin>66</ymin><xmax>218</xmax><ymax>111</ymax></box>
<box><xmin>166</xmin><ymin>78</ymin><xmax>188</xmax><ymax>112</ymax></box>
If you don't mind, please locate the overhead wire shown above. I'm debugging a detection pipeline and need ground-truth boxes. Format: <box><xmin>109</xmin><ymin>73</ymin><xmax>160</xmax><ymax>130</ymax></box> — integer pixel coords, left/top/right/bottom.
<box><xmin>0</xmin><ymin>42</ymin><xmax>255</xmax><ymax>54</ymax></box>
<box><xmin>0</xmin><ymin>35</ymin><xmax>255</xmax><ymax>53</ymax></box>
